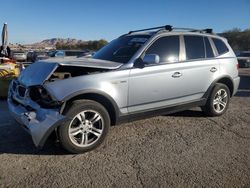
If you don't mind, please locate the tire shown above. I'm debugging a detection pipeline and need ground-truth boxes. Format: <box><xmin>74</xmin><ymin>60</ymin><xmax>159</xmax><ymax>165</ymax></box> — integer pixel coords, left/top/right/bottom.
<box><xmin>58</xmin><ymin>99</ymin><xmax>110</xmax><ymax>153</ymax></box>
<box><xmin>202</xmin><ymin>83</ymin><xmax>230</xmax><ymax>117</ymax></box>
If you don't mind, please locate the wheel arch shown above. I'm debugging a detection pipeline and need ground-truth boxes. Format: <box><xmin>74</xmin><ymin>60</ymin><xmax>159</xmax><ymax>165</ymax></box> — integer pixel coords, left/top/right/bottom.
<box><xmin>203</xmin><ymin>76</ymin><xmax>234</xmax><ymax>99</ymax></box>
<box><xmin>216</xmin><ymin>77</ymin><xmax>234</xmax><ymax>97</ymax></box>
<box><xmin>61</xmin><ymin>90</ymin><xmax>120</xmax><ymax>126</ymax></box>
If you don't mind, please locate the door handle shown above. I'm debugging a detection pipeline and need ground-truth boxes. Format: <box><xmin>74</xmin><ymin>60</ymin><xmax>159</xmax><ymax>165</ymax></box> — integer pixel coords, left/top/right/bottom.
<box><xmin>172</xmin><ymin>72</ymin><xmax>182</xmax><ymax>78</ymax></box>
<box><xmin>210</xmin><ymin>67</ymin><xmax>217</xmax><ymax>72</ymax></box>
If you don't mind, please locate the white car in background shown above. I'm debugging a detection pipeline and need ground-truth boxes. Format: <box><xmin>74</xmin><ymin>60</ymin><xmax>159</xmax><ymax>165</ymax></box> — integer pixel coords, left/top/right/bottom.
<box><xmin>13</xmin><ymin>51</ymin><xmax>27</xmax><ymax>62</ymax></box>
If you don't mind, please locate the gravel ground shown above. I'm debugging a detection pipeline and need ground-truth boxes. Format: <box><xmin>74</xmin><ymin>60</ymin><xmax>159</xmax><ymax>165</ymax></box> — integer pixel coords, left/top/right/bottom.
<box><xmin>0</xmin><ymin>70</ymin><xmax>250</xmax><ymax>188</ymax></box>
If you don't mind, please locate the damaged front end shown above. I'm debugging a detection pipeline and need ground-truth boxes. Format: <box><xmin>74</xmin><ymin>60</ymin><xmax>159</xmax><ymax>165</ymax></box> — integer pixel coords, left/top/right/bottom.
<box><xmin>8</xmin><ymin>60</ymin><xmax>118</xmax><ymax>147</ymax></box>
<box><xmin>8</xmin><ymin>78</ymin><xmax>67</xmax><ymax>147</ymax></box>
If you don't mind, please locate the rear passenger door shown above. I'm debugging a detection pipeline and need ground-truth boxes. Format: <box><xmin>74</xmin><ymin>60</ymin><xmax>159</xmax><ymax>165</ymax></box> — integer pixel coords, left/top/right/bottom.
<box><xmin>178</xmin><ymin>35</ymin><xmax>220</xmax><ymax>100</ymax></box>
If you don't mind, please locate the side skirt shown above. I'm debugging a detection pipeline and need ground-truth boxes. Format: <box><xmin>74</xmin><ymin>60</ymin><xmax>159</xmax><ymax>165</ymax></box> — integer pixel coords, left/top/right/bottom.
<box><xmin>116</xmin><ymin>98</ymin><xmax>207</xmax><ymax>125</ymax></box>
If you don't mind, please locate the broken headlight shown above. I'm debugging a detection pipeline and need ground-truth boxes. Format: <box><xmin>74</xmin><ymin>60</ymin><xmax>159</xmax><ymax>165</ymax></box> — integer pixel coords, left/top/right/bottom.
<box><xmin>29</xmin><ymin>86</ymin><xmax>59</xmax><ymax>108</ymax></box>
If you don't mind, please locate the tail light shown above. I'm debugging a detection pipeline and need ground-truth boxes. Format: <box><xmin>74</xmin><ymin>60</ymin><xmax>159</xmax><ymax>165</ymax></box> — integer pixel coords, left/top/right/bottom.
<box><xmin>236</xmin><ymin>63</ymin><xmax>239</xmax><ymax>70</ymax></box>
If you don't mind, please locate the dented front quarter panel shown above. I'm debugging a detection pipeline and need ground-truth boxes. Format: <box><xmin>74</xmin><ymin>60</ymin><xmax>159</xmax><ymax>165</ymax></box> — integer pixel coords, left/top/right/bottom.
<box><xmin>44</xmin><ymin>69</ymin><xmax>130</xmax><ymax>114</ymax></box>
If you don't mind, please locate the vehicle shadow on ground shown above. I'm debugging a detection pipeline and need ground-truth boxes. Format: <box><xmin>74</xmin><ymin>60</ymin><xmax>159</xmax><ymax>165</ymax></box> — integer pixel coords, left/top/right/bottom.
<box><xmin>0</xmin><ymin>123</ymin><xmax>67</xmax><ymax>155</ymax></box>
<box><xmin>0</xmin><ymin>110</ymin><xmax>204</xmax><ymax>155</ymax></box>
<box><xmin>169</xmin><ymin>109</ymin><xmax>205</xmax><ymax>118</ymax></box>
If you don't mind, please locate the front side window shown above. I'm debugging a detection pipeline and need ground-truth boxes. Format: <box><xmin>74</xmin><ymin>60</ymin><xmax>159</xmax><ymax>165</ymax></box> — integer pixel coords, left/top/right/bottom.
<box><xmin>184</xmin><ymin>35</ymin><xmax>205</xmax><ymax>60</ymax></box>
<box><xmin>212</xmin><ymin>38</ymin><xmax>229</xmax><ymax>55</ymax></box>
<box><xmin>93</xmin><ymin>35</ymin><xmax>150</xmax><ymax>64</ymax></box>
<box><xmin>145</xmin><ymin>36</ymin><xmax>180</xmax><ymax>63</ymax></box>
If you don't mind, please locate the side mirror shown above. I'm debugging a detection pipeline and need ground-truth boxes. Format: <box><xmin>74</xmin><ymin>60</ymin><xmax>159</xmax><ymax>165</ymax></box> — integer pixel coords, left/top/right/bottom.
<box><xmin>133</xmin><ymin>54</ymin><xmax>160</xmax><ymax>68</ymax></box>
<box><xmin>143</xmin><ymin>54</ymin><xmax>160</xmax><ymax>64</ymax></box>
<box><xmin>133</xmin><ymin>58</ymin><xmax>145</xmax><ymax>68</ymax></box>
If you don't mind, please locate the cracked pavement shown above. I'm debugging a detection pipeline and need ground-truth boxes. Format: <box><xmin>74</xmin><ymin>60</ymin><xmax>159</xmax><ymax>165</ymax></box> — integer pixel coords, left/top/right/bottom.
<box><xmin>0</xmin><ymin>69</ymin><xmax>250</xmax><ymax>187</ymax></box>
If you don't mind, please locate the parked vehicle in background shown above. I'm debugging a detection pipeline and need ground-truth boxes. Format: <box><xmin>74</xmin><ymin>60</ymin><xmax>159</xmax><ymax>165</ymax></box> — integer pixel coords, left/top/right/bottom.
<box><xmin>48</xmin><ymin>50</ymin><xmax>65</xmax><ymax>57</ymax></box>
<box><xmin>65</xmin><ymin>50</ymin><xmax>86</xmax><ymax>57</ymax></box>
<box><xmin>237</xmin><ymin>51</ymin><xmax>250</xmax><ymax>68</ymax></box>
<box><xmin>49</xmin><ymin>50</ymin><xmax>92</xmax><ymax>58</ymax></box>
<box><xmin>32</xmin><ymin>51</ymin><xmax>49</xmax><ymax>62</ymax></box>
<box><xmin>12</xmin><ymin>51</ymin><xmax>27</xmax><ymax>62</ymax></box>
<box><xmin>76</xmin><ymin>50</ymin><xmax>95</xmax><ymax>58</ymax></box>
<box><xmin>8</xmin><ymin>25</ymin><xmax>240</xmax><ymax>153</ymax></box>
<box><xmin>26</xmin><ymin>51</ymin><xmax>34</xmax><ymax>62</ymax></box>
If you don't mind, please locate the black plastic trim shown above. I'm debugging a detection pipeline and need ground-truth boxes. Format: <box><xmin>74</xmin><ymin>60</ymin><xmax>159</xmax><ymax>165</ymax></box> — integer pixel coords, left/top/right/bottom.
<box><xmin>61</xmin><ymin>89</ymin><xmax>121</xmax><ymax>123</ymax></box>
<box><xmin>116</xmin><ymin>98</ymin><xmax>207</xmax><ymax>124</ymax></box>
<box><xmin>202</xmin><ymin>76</ymin><xmax>234</xmax><ymax>98</ymax></box>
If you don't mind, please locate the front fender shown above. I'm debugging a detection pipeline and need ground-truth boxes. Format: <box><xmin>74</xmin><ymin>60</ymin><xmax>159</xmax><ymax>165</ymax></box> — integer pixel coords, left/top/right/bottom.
<box><xmin>44</xmin><ymin>73</ymin><xmax>128</xmax><ymax>112</ymax></box>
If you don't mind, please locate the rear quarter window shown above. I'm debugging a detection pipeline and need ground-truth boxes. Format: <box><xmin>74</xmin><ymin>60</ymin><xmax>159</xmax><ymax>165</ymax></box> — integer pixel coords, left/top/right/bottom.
<box><xmin>212</xmin><ymin>38</ymin><xmax>229</xmax><ymax>55</ymax></box>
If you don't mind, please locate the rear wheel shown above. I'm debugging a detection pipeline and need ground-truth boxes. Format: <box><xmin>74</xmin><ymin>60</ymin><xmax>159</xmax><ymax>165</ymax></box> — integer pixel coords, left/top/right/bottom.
<box><xmin>58</xmin><ymin>100</ymin><xmax>110</xmax><ymax>153</ymax></box>
<box><xmin>202</xmin><ymin>83</ymin><xmax>230</xmax><ymax>116</ymax></box>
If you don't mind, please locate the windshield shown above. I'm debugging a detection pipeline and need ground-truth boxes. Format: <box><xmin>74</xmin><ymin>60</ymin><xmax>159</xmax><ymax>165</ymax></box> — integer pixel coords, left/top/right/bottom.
<box><xmin>93</xmin><ymin>35</ymin><xmax>150</xmax><ymax>64</ymax></box>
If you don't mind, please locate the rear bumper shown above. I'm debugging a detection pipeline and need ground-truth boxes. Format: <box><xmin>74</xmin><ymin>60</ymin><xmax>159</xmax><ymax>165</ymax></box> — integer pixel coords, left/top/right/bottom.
<box><xmin>8</xmin><ymin>96</ymin><xmax>66</xmax><ymax>147</ymax></box>
<box><xmin>233</xmin><ymin>76</ymin><xmax>240</xmax><ymax>96</ymax></box>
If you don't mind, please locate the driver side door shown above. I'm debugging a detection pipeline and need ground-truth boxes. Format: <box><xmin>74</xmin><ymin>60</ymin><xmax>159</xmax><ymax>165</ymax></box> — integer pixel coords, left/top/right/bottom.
<box><xmin>128</xmin><ymin>35</ymin><xmax>186</xmax><ymax>113</ymax></box>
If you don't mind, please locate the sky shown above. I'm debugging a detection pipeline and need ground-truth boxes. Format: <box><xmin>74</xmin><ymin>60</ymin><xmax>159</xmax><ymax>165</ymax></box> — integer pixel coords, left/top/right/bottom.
<box><xmin>0</xmin><ymin>0</ymin><xmax>249</xmax><ymax>44</ymax></box>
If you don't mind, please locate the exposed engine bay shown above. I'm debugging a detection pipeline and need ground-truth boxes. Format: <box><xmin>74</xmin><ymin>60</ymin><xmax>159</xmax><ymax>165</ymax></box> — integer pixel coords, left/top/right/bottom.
<box><xmin>48</xmin><ymin>66</ymin><xmax>110</xmax><ymax>82</ymax></box>
<box><xmin>28</xmin><ymin>66</ymin><xmax>111</xmax><ymax>108</ymax></box>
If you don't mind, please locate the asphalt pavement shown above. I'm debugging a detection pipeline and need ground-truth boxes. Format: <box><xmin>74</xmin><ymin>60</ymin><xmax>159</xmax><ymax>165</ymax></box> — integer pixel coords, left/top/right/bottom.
<box><xmin>0</xmin><ymin>69</ymin><xmax>249</xmax><ymax>187</ymax></box>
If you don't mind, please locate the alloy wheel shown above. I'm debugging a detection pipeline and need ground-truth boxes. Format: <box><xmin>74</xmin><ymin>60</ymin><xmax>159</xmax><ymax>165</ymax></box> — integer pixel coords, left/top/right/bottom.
<box><xmin>213</xmin><ymin>89</ymin><xmax>228</xmax><ymax>113</ymax></box>
<box><xmin>68</xmin><ymin>110</ymin><xmax>104</xmax><ymax>147</ymax></box>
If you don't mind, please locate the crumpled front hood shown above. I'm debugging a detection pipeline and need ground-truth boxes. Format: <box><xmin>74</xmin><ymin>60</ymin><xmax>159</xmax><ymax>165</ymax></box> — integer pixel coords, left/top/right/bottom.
<box><xmin>40</xmin><ymin>57</ymin><xmax>122</xmax><ymax>69</ymax></box>
<box><xmin>18</xmin><ymin>58</ymin><xmax>122</xmax><ymax>87</ymax></box>
<box><xmin>18</xmin><ymin>61</ymin><xmax>58</xmax><ymax>86</ymax></box>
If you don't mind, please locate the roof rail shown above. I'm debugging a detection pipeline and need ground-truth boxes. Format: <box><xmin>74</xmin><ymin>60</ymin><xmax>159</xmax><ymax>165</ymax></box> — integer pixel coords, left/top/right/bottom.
<box><xmin>172</xmin><ymin>27</ymin><xmax>213</xmax><ymax>34</ymax></box>
<box><xmin>128</xmin><ymin>25</ymin><xmax>173</xmax><ymax>34</ymax></box>
<box><xmin>127</xmin><ymin>25</ymin><xmax>213</xmax><ymax>34</ymax></box>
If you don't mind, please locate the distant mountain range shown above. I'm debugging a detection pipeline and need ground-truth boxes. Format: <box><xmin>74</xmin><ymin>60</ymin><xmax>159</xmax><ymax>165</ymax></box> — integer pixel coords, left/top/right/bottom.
<box><xmin>9</xmin><ymin>38</ymin><xmax>86</xmax><ymax>50</ymax></box>
<box><xmin>9</xmin><ymin>37</ymin><xmax>107</xmax><ymax>50</ymax></box>
<box><xmin>29</xmin><ymin>38</ymin><xmax>86</xmax><ymax>48</ymax></box>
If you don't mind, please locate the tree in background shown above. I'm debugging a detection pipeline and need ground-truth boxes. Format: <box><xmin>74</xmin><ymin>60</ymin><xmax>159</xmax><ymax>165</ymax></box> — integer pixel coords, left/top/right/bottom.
<box><xmin>221</xmin><ymin>29</ymin><xmax>250</xmax><ymax>51</ymax></box>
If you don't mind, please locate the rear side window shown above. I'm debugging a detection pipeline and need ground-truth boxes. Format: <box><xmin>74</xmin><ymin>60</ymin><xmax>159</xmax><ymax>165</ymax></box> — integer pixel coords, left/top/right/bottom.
<box><xmin>204</xmin><ymin>37</ymin><xmax>214</xmax><ymax>58</ymax></box>
<box><xmin>212</xmin><ymin>38</ymin><xmax>229</xmax><ymax>55</ymax></box>
<box><xmin>145</xmin><ymin>36</ymin><xmax>179</xmax><ymax>63</ymax></box>
<box><xmin>184</xmin><ymin>35</ymin><xmax>205</xmax><ymax>60</ymax></box>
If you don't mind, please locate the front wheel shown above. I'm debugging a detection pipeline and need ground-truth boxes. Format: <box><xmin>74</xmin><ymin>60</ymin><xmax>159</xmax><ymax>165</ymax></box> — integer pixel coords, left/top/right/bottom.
<box><xmin>202</xmin><ymin>83</ymin><xmax>230</xmax><ymax>116</ymax></box>
<box><xmin>58</xmin><ymin>100</ymin><xmax>110</xmax><ymax>153</ymax></box>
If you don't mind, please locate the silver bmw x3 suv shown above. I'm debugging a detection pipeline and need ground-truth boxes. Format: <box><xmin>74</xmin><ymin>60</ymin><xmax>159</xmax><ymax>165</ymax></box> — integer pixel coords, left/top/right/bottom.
<box><xmin>8</xmin><ymin>25</ymin><xmax>240</xmax><ymax>153</ymax></box>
